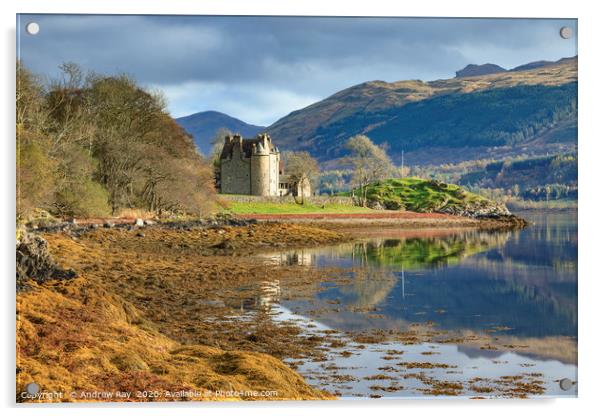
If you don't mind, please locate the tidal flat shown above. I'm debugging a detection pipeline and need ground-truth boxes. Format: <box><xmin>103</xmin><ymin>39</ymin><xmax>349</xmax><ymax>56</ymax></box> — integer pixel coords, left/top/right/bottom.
<box><xmin>16</xmin><ymin>213</ymin><xmax>577</xmax><ymax>401</ymax></box>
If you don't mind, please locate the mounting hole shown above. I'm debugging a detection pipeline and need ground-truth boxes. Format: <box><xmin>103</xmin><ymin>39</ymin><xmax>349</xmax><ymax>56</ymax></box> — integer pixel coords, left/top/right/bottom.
<box><xmin>559</xmin><ymin>26</ymin><xmax>573</xmax><ymax>39</ymax></box>
<box><xmin>26</xmin><ymin>22</ymin><xmax>40</xmax><ymax>35</ymax></box>
<box><xmin>559</xmin><ymin>378</ymin><xmax>575</xmax><ymax>391</ymax></box>
<box><xmin>25</xmin><ymin>382</ymin><xmax>40</xmax><ymax>395</ymax></box>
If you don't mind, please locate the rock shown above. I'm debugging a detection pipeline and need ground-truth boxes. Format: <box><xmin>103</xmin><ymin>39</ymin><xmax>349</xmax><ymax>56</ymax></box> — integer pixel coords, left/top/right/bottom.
<box><xmin>211</xmin><ymin>240</ymin><xmax>234</xmax><ymax>250</ymax></box>
<box><xmin>136</xmin><ymin>232</ymin><xmax>145</xmax><ymax>238</ymax></box>
<box><xmin>144</xmin><ymin>220</ymin><xmax>156</xmax><ymax>226</ymax></box>
<box><xmin>437</xmin><ymin>199</ymin><xmax>512</xmax><ymax>220</ymax></box>
<box><xmin>383</xmin><ymin>200</ymin><xmax>404</xmax><ymax>210</ymax></box>
<box><xmin>16</xmin><ymin>233</ymin><xmax>77</xmax><ymax>291</ymax></box>
<box><xmin>367</xmin><ymin>200</ymin><xmax>384</xmax><ymax>210</ymax></box>
<box><xmin>135</xmin><ymin>218</ymin><xmax>145</xmax><ymax>227</ymax></box>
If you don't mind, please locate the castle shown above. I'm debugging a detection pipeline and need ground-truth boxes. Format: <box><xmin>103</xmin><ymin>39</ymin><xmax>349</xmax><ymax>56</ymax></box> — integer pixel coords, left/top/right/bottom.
<box><xmin>218</xmin><ymin>133</ymin><xmax>311</xmax><ymax>197</ymax></box>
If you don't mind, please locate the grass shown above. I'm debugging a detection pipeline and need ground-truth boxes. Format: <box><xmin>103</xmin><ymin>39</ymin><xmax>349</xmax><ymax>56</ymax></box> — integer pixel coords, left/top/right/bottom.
<box><xmin>224</xmin><ymin>201</ymin><xmax>373</xmax><ymax>215</ymax></box>
<box><xmin>359</xmin><ymin>177</ymin><xmax>489</xmax><ymax>212</ymax></box>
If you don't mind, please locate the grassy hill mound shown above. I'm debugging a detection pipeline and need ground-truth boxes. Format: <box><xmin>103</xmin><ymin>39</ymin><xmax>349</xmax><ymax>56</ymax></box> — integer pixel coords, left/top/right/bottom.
<box><xmin>361</xmin><ymin>178</ymin><xmax>511</xmax><ymax>218</ymax></box>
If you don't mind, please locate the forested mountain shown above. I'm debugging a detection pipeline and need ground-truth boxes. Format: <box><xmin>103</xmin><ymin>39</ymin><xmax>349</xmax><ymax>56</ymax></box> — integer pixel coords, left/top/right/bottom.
<box><xmin>459</xmin><ymin>153</ymin><xmax>578</xmax><ymax>201</ymax></box>
<box><xmin>176</xmin><ymin>111</ymin><xmax>265</xmax><ymax>155</ymax></box>
<box><xmin>266</xmin><ymin>56</ymin><xmax>577</xmax><ymax>166</ymax></box>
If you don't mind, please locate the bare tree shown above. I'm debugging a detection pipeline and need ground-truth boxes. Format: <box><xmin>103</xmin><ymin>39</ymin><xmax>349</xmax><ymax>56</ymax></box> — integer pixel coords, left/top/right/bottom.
<box><xmin>344</xmin><ymin>135</ymin><xmax>393</xmax><ymax>207</ymax></box>
<box><xmin>281</xmin><ymin>151</ymin><xmax>320</xmax><ymax>201</ymax></box>
<box><xmin>210</xmin><ymin>127</ymin><xmax>232</xmax><ymax>165</ymax></box>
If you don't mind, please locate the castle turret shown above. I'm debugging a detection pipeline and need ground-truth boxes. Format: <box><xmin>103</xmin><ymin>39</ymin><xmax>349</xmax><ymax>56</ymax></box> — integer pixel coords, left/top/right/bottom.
<box><xmin>251</xmin><ymin>134</ymin><xmax>272</xmax><ymax>196</ymax></box>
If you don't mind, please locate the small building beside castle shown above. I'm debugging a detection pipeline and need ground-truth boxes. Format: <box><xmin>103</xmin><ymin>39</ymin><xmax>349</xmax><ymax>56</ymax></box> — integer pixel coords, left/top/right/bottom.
<box><xmin>218</xmin><ymin>133</ymin><xmax>311</xmax><ymax>198</ymax></box>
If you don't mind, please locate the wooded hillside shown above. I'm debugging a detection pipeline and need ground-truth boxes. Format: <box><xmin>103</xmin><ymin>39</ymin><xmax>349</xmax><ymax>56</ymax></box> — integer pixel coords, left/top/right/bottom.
<box><xmin>17</xmin><ymin>63</ymin><xmax>216</xmax><ymax>221</ymax></box>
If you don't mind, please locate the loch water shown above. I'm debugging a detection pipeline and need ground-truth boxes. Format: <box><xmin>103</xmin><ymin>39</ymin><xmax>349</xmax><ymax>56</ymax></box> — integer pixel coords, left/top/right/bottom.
<box><xmin>258</xmin><ymin>211</ymin><xmax>578</xmax><ymax>398</ymax></box>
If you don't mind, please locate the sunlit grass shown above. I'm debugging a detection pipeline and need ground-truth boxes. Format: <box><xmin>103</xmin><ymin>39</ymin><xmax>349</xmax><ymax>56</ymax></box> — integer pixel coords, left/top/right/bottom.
<box><xmin>357</xmin><ymin>177</ymin><xmax>489</xmax><ymax>212</ymax></box>
<box><xmin>224</xmin><ymin>201</ymin><xmax>373</xmax><ymax>214</ymax></box>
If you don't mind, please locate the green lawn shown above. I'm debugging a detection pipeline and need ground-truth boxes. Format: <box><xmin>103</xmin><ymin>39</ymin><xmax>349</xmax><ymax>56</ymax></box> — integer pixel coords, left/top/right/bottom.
<box><xmin>221</xmin><ymin>177</ymin><xmax>497</xmax><ymax>215</ymax></box>
<box><xmin>223</xmin><ymin>201</ymin><xmax>373</xmax><ymax>215</ymax></box>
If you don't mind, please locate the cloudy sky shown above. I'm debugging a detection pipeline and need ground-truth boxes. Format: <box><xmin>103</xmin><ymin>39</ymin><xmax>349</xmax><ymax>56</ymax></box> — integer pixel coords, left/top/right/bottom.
<box><xmin>18</xmin><ymin>15</ymin><xmax>577</xmax><ymax>126</ymax></box>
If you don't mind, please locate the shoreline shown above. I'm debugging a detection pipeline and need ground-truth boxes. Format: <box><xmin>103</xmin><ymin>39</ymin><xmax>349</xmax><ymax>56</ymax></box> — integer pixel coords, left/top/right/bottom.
<box><xmin>236</xmin><ymin>211</ymin><xmax>527</xmax><ymax>231</ymax></box>
<box><xmin>22</xmin><ymin>210</ymin><xmax>529</xmax><ymax>238</ymax></box>
<box><xmin>16</xmin><ymin>216</ymin><xmax>531</xmax><ymax>402</ymax></box>
<box><xmin>16</xmin><ymin>223</ymin><xmax>350</xmax><ymax>402</ymax></box>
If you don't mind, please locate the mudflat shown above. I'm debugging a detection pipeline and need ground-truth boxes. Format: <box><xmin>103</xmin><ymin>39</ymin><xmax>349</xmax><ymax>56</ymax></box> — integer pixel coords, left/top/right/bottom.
<box><xmin>17</xmin><ymin>223</ymin><xmax>347</xmax><ymax>402</ymax></box>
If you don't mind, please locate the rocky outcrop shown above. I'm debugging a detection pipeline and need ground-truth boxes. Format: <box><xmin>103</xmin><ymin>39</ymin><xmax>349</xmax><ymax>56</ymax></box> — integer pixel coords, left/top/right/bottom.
<box><xmin>438</xmin><ymin>200</ymin><xmax>528</xmax><ymax>228</ymax></box>
<box><xmin>16</xmin><ymin>232</ymin><xmax>77</xmax><ymax>291</ymax></box>
<box><xmin>25</xmin><ymin>214</ymin><xmax>256</xmax><ymax>237</ymax></box>
<box><xmin>437</xmin><ymin>199</ymin><xmax>510</xmax><ymax>218</ymax></box>
<box><xmin>455</xmin><ymin>63</ymin><xmax>507</xmax><ymax>78</ymax></box>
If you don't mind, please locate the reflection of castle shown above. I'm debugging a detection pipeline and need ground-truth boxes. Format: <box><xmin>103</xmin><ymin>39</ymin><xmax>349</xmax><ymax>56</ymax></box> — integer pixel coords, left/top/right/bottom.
<box><xmin>240</xmin><ymin>280</ymin><xmax>281</xmax><ymax>311</ymax></box>
<box><xmin>258</xmin><ymin>250</ymin><xmax>314</xmax><ymax>266</ymax></box>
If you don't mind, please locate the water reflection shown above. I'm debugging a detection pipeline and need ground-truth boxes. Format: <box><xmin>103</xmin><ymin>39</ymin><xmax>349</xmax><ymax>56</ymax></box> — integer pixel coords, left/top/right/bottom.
<box><xmin>263</xmin><ymin>212</ymin><xmax>577</xmax><ymax>362</ymax></box>
<box><xmin>252</xmin><ymin>211</ymin><xmax>578</xmax><ymax>398</ymax></box>
<box><xmin>234</xmin><ymin>280</ymin><xmax>282</xmax><ymax>312</ymax></box>
<box><xmin>272</xmin><ymin>303</ymin><xmax>577</xmax><ymax>398</ymax></box>
<box><xmin>260</xmin><ymin>230</ymin><xmax>510</xmax><ymax>270</ymax></box>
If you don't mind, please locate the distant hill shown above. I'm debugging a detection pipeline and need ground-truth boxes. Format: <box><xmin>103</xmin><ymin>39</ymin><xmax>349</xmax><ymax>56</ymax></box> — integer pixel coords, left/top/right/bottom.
<box><xmin>176</xmin><ymin>111</ymin><xmax>265</xmax><ymax>155</ymax></box>
<box><xmin>459</xmin><ymin>152</ymin><xmax>578</xmax><ymax>201</ymax></box>
<box><xmin>266</xmin><ymin>56</ymin><xmax>577</xmax><ymax>166</ymax></box>
<box><xmin>455</xmin><ymin>63</ymin><xmax>506</xmax><ymax>78</ymax></box>
<box><xmin>510</xmin><ymin>60</ymin><xmax>553</xmax><ymax>72</ymax></box>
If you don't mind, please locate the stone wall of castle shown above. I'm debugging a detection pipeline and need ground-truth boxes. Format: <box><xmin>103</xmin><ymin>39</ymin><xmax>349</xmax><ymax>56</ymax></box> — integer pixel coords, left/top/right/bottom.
<box><xmin>221</xmin><ymin>145</ymin><xmax>251</xmax><ymax>195</ymax></box>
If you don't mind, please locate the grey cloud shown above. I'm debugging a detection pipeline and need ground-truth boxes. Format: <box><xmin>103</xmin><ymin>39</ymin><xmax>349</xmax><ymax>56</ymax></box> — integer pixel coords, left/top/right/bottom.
<box><xmin>18</xmin><ymin>15</ymin><xmax>577</xmax><ymax>124</ymax></box>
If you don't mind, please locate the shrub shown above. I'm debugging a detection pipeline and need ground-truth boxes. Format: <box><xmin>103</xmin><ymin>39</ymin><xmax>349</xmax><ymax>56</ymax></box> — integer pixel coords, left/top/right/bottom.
<box><xmin>54</xmin><ymin>179</ymin><xmax>111</xmax><ymax>217</ymax></box>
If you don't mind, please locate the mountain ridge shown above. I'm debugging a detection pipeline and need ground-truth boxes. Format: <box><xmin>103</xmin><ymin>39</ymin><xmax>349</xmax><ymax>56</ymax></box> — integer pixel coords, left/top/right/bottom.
<box><xmin>454</xmin><ymin>56</ymin><xmax>575</xmax><ymax>78</ymax></box>
<box><xmin>265</xmin><ymin>56</ymin><xmax>577</xmax><ymax>166</ymax></box>
<box><xmin>176</xmin><ymin>110</ymin><xmax>265</xmax><ymax>155</ymax></box>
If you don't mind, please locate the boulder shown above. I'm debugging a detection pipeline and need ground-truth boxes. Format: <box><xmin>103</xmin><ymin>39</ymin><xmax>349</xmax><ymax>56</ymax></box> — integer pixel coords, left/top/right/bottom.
<box><xmin>16</xmin><ymin>233</ymin><xmax>77</xmax><ymax>291</ymax></box>
<box><xmin>367</xmin><ymin>200</ymin><xmax>384</xmax><ymax>210</ymax></box>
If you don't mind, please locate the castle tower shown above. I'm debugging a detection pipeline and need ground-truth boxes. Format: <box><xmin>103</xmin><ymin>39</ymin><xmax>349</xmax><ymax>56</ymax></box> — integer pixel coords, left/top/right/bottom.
<box><xmin>251</xmin><ymin>134</ymin><xmax>273</xmax><ymax>196</ymax></box>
